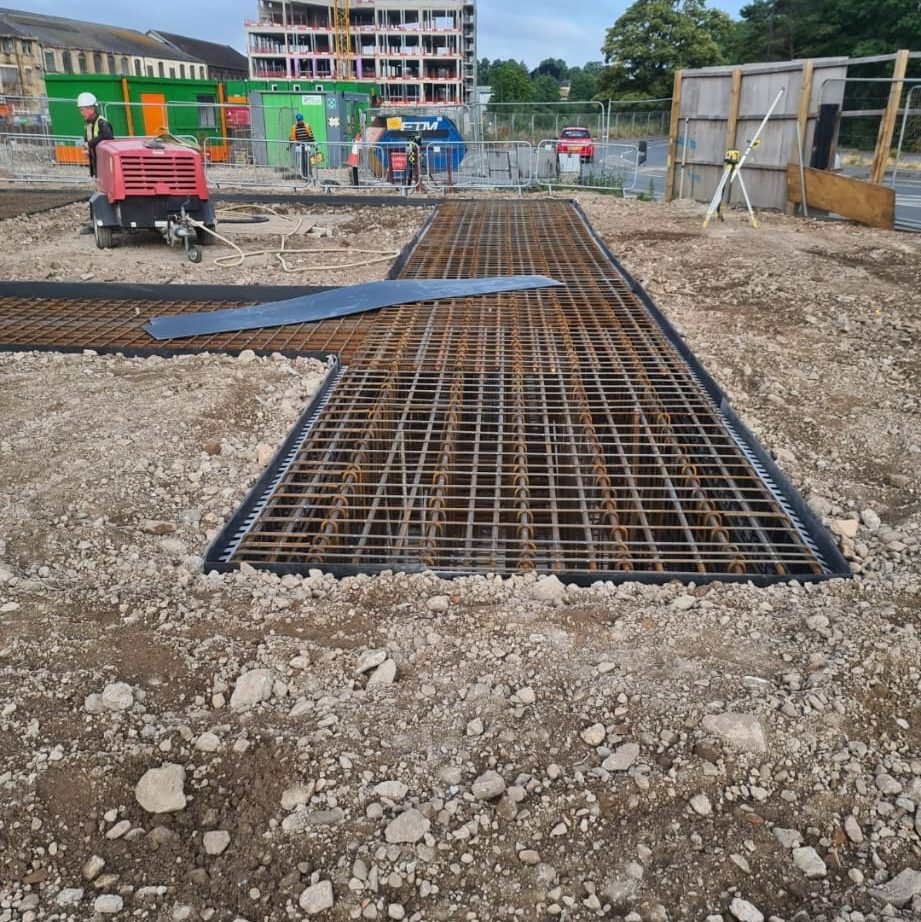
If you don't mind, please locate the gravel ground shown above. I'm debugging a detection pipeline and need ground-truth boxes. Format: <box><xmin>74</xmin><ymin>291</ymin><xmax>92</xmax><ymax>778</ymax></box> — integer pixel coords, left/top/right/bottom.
<box><xmin>1</xmin><ymin>193</ymin><xmax>920</xmax><ymax>922</ymax></box>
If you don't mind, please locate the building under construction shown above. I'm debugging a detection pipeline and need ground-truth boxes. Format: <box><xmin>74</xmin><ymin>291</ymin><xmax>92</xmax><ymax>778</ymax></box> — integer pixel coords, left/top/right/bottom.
<box><xmin>245</xmin><ymin>0</ymin><xmax>476</xmax><ymax>106</ymax></box>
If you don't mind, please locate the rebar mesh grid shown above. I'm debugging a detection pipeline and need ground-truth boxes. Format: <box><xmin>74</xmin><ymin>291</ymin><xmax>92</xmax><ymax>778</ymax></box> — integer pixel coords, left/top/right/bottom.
<box><xmin>0</xmin><ymin>295</ymin><xmax>372</xmax><ymax>362</ymax></box>
<box><xmin>218</xmin><ymin>201</ymin><xmax>845</xmax><ymax>582</ymax></box>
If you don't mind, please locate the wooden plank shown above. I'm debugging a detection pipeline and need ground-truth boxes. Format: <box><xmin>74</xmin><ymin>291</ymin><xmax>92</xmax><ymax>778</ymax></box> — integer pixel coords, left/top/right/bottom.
<box><xmin>724</xmin><ymin>68</ymin><xmax>742</xmax><ymax>154</ymax></box>
<box><xmin>664</xmin><ymin>70</ymin><xmax>683</xmax><ymax>202</ymax></box>
<box><xmin>870</xmin><ymin>49</ymin><xmax>909</xmax><ymax>184</ymax></box>
<box><xmin>787</xmin><ymin>165</ymin><xmax>894</xmax><ymax>229</ymax></box>
<box><xmin>796</xmin><ymin>60</ymin><xmax>814</xmax><ymax>152</ymax></box>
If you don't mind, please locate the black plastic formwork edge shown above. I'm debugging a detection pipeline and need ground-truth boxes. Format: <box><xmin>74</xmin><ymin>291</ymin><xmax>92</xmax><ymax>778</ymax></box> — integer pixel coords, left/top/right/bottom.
<box><xmin>202</xmin><ymin>355</ymin><xmax>343</xmax><ymax>572</ymax></box>
<box><xmin>386</xmin><ymin>208</ymin><xmax>439</xmax><ymax>280</ymax></box>
<box><xmin>212</xmin><ymin>192</ymin><xmax>445</xmax><ymax>208</ymax></box>
<box><xmin>0</xmin><ymin>281</ymin><xmax>334</xmax><ymax>302</ymax></box>
<box><xmin>570</xmin><ymin>201</ymin><xmax>850</xmax><ymax>580</ymax></box>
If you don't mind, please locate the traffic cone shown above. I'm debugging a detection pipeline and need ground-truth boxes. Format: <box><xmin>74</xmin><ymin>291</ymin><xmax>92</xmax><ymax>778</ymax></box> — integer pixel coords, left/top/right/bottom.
<box><xmin>346</xmin><ymin>133</ymin><xmax>360</xmax><ymax>168</ymax></box>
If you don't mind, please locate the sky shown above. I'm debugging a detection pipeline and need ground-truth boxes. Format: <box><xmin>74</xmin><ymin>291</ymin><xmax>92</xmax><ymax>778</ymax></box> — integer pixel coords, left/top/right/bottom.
<box><xmin>9</xmin><ymin>0</ymin><xmax>749</xmax><ymax>70</ymax></box>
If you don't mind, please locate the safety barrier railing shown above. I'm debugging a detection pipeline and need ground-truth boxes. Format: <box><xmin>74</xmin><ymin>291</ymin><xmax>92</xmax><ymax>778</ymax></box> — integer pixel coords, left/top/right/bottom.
<box><xmin>0</xmin><ymin>132</ymin><xmax>202</xmax><ymax>185</ymax></box>
<box><xmin>0</xmin><ymin>133</ymin><xmax>94</xmax><ymax>184</ymax></box>
<box><xmin>534</xmin><ymin>139</ymin><xmax>642</xmax><ymax>195</ymax></box>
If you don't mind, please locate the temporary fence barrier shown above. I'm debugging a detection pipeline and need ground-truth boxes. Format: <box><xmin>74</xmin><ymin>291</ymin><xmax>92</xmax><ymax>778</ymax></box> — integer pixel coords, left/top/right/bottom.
<box><xmin>534</xmin><ymin>139</ymin><xmax>642</xmax><ymax>195</ymax></box>
<box><xmin>0</xmin><ymin>131</ymin><xmax>200</xmax><ymax>184</ymax></box>
<box><xmin>1</xmin><ymin>132</ymin><xmax>94</xmax><ymax>184</ymax></box>
<box><xmin>893</xmin><ymin>84</ymin><xmax>921</xmax><ymax>192</ymax></box>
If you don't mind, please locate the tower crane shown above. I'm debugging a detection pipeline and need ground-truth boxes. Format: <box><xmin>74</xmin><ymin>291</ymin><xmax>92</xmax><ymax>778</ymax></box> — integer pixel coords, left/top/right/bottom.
<box><xmin>332</xmin><ymin>0</ymin><xmax>352</xmax><ymax>80</ymax></box>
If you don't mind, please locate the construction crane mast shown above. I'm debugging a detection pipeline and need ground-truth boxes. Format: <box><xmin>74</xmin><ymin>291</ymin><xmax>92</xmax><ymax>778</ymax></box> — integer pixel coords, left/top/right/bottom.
<box><xmin>332</xmin><ymin>0</ymin><xmax>352</xmax><ymax>81</ymax></box>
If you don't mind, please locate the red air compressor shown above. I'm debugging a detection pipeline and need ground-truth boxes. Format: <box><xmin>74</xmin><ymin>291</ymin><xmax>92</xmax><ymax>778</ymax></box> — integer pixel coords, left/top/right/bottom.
<box><xmin>90</xmin><ymin>138</ymin><xmax>217</xmax><ymax>263</ymax></box>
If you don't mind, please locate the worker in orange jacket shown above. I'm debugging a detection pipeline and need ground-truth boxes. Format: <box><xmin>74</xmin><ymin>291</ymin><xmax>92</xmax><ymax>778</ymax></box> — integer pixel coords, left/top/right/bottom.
<box><xmin>289</xmin><ymin>113</ymin><xmax>315</xmax><ymax>178</ymax></box>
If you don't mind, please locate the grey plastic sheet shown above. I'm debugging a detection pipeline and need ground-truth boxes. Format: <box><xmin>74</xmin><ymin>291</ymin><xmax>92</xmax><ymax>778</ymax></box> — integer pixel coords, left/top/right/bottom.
<box><xmin>144</xmin><ymin>276</ymin><xmax>563</xmax><ymax>341</ymax></box>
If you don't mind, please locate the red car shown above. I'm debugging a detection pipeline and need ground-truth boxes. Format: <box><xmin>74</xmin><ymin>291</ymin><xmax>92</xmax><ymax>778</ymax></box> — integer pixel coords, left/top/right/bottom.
<box><xmin>555</xmin><ymin>127</ymin><xmax>594</xmax><ymax>162</ymax></box>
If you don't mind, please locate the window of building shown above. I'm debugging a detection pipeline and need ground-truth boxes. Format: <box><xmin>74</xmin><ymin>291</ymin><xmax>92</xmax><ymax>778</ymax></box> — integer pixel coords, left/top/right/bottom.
<box><xmin>158</xmin><ymin>61</ymin><xmax>164</xmax><ymax>77</ymax></box>
<box><xmin>0</xmin><ymin>65</ymin><xmax>18</xmax><ymax>92</ymax></box>
<box><xmin>134</xmin><ymin>59</ymin><xmax>142</xmax><ymax>76</ymax></box>
<box><xmin>169</xmin><ymin>66</ymin><xmax>175</xmax><ymax>78</ymax></box>
<box><xmin>108</xmin><ymin>54</ymin><xmax>116</xmax><ymax>73</ymax></box>
<box><xmin>200</xmin><ymin>66</ymin><xmax>206</xmax><ymax>79</ymax></box>
<box><xmin>44</xmin><ymin>50</ymin><xmax>56</xmax><ymax>73</ymax></box>
<box><xmin>121</xmin><ymin>57</ymin><xmax>129</xmax><ymax>75</ymax></box>
<box><xmin>196</xmin><ymin>93</ymin><xmax>217</xmax><ymax>128</ymax></box>
<box><xmin>147</xmin><ymin>64</ymin><xmax>154</xmax><ymax>77</ymax></box>
<box><xmin>21</xmin><ymin>40</ymin><xmax>33</xmax><ymax>55</ymax></box>
<box><xmin>180</xmin><ymin>64</ymin><xmax>185</xmax><ymax>79</ymax></box>
<box><xmin>62</xmin><ymin>51</ymin><xmax>73</xmax><ymax>74</ymax></box>
<box><xmin>93</xmin><ymin>52</ymin><xmax>102</xmax><ymax>72</ymax></box>
<box><xmin>78</xmin><ymin>53</ymin><xmax>88</xmax><ymax>74</ymax></box>
<box><xmin>0</xmin><ymin>38</ymin><xmax>13</xmax><ymax>53</ymax></box>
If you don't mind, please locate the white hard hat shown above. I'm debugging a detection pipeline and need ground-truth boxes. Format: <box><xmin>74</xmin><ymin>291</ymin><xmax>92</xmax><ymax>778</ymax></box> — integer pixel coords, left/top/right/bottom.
<box><xmin>76</xmin><ymin>92</ymin><xmax>97</xmax><ymax>107</ymax></box>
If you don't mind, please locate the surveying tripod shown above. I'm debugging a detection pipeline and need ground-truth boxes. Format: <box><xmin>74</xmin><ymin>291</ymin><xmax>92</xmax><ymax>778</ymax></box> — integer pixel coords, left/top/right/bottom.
<box><xmin>703</xmin><ymin>145</ymin><xmax>759</xmax><ymax>228</ymax></box>
<box><xmin>702</xmin><ymin>87</ymin><xmax>786</xmax><ymax>229</ymax></box>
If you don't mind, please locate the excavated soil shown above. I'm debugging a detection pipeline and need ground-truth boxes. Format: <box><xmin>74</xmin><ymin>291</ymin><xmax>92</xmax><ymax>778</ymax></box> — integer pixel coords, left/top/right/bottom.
<box><xmin>0</xmin><ymin>191</ymin><xmax>920</xmax><ymax>922</ymax></box>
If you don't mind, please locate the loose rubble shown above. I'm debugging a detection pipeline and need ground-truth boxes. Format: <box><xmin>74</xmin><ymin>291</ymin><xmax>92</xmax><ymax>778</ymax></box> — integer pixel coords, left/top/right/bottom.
<box><xmin>0</xmin><ymin>195</ymin><xmax>919</xmax><ymax>920</ymax></box>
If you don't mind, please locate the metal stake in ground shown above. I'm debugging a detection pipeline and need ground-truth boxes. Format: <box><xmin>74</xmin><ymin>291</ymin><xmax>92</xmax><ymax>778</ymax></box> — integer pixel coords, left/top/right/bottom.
<box><xmin>703</xmin><ymin>88</ymin><xmax>786</xmax><ymax>229</ymax></box>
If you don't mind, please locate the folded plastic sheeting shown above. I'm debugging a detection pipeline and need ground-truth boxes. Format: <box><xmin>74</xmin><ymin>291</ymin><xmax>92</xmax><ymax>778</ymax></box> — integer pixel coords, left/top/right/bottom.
<box><xmin>144</xmin><ymin>276</ymin><xmax>563</xmax><ymax>341</ymax></box>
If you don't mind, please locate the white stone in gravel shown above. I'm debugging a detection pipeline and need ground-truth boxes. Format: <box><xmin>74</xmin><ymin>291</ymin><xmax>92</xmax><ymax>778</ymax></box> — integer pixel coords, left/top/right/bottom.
<box><xmin>870</xmin><ymin>868</ymin><xmax>921</xmax><ymax>908</ymax></box>
<box><xmin>203</xmin><ymin>830</ymin><xmax>231</xmax><ymax>855</ymax></box>
<box><xmin>367</xmin><ymin>659</ymin><xmax>397</xmax><ymax>686</ymax></box>
<box><xmin>472</xmin><ymin>770</ymin><xmax>506</xmax><ymax>800</ymax></box>
<box><xmin>387</xmin><ymin>904</ymin><xmax>406</xmax><ymax>920</ymax></box>
<box><xmin>581</xmin><ymin>723</ymin><xmax>606</xmax><ymax>746</ymax></box>
<box><xmin>876</xmin><ymin>773</ymin><xmax>903</xmax><ymax>796</ymax></box>
<box><xmin>100</xmin><ymin>682</ymin><xmax>134</xmax><ymax>712</ymax></box>
<box><xmin>516</xmin><ymin>686</ymin><xmax>536</xmax><ymax>705</ymax></box>
<box><xmin>466</xmin><ymin>717</ymin><xmax>484</xmax><ymax>736</ymax></box>
<box><xmin>701</xmin><ymin>713</ymin><xmax>767</xmax><ymax>753</ymax></box>
<box><xmin>384</xmin><ymin>809</ymin><xmax>430</xmax><ymax>844</ymax></box>
<box><xmin>772</xmin><ymin>827</ymin><xmax>802</xmax><ymax>849</ymax></box>
<box><xmin>518</xmin><ymin>849</ymin><xmax>540</xmax><ymax>865</ymax></box>
<box><xmin>229</xmin><ymin>669</ymin><xmax>274</xmax><ymax>711</ymax></box>
<box><xmin>135</xmin><ymin>764</ymin><xmax>187</xmax><ymax>814</ymax></box>
<box><xmin>729</xmin><ymin>897</ymin><xmax>764</xmax><ymax>922</ymax></box>
<box><xmin>195</xmin><ymin>732</ymin><xmax>221</xmax><ymax>752</ymax></box>
<box><xmin>84</xmin><ymin>693</ymin><xmax>106</xmax><ymax>714</ymax></box>
<box><xmin>281</xmin><ymin>785</ymin><xmax>313</xmax><ymax>811</ymax></box>
<box><xmin>844</xmin><ymin>815</ymin><xmax>864</xmax><ymax>844</ymax></box>
<box><xmin>94</xmin><ymin>894</ymin><xmax>124</xmax><ymax>914</ymax></box>
<box><xmin>602</xmin><ymin>742</ymin><xmax>640</xmax><ymax>772</ymax></box>
<box><xmin>355</xmin><ymin>649</ymin><xmax>388</xmax><ymax>674</ymax></box>
<box><xmin>860</xmin><ymin>508</ymin><xmax>881</xmax><ymax>532</ymax></box>
<box><xmin>373</xmin><ymin>780</ymin><xmax>409</xmax><ymax>801</ymax></box>
<box><xmin>82</xmin><ymin>855</ymin><xmax>105</xmax><ymax>880</ymax></box>
<box><xmin>106</xmin><ymin>819</ymin><xmax>131</xmax><ymax>840</ymax></box>
<box><xmin>426</xmin><ymin>595</ymin><xmax>450</xmax><ymax>613</ymax></box>
<box><xmin>792</xmin><ymin>846</ymin><xmax>827</xmax><ymax>879</ymax></box>
<box><xmin>830</xmin><ymin>518</ymin><xmax>859</xmax><ymax>539</ymax></box>
<box><xmin>298</xmin><ymin>880</ymin><xmax>334</xmax><ymax>915</ymax></box>
<box><xmin>690</xmin><ymin>794</ymin><xmax>712</xmax><ymax>816</ymax></box>
<box><xmin>672</xmin><ymin>594</ymin><xmax>697</xmax><ymax>611</ymax></box>
<box><xmin>531</xmin><ymin>574</ymin><xmax>565</xmax><ymax>603</ymax></box>
<box><xmin>56</xmin><ymin>888</ymin><xmax>84</xmax><ymax>906</ymax></box>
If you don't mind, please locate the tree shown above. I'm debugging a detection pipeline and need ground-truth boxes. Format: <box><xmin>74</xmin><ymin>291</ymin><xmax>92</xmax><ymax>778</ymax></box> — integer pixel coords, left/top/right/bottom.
<box><xmin>531</xmin><ymin>58</ymin><xmax>568</xmax><ymax>82</ymax></box>
<box><xmin>599</xmin><ymin>0</ymin><xmax>733</xmax><ymax>99</ymax></box>
<box><xmin>532</xmin><ymin>74</ymin><xmax>562</xmax><ymax>103</ymax></box>
<box><xmin>489</xmin><ymin>61</ymin><xmax>535</xmax><ymax>103</ymax></box>
<box><xmin>477</xmin><ymin>57</ymin><xmax>493</xmax><ymax>86</ymax></box>
<box><xmin>568</xmin><ymin>62</ymin><xmax>603</xmax><ymax>101</ymax></box>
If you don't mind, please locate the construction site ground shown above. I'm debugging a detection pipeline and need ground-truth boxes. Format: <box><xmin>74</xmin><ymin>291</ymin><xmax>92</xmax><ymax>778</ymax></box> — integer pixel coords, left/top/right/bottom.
<box><xmin>0</xmin><ymin>190</ymin><xmax>920</xmax><ymax>922</ymax></box>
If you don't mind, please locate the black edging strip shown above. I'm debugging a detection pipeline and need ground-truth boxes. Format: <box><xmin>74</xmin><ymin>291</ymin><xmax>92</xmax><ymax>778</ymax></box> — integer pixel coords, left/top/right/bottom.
<box><xmin>203</xmin><ymin>356</ymin><xmax>344</xmax><ymax>568</ymax></box>
<box><xmin>0</xmin><ymin>281</ymin><xmax>334</xmax><ymax>302</ymax></box>
<box><xmin>570</xmin><ymin>200</ymin><xmax>850</xmax><ymax>580</ymax></box>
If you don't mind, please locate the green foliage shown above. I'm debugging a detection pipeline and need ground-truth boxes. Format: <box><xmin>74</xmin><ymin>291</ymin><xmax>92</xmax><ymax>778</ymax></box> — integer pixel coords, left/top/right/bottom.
<box><xmin>568</xmin><ymin>63</ymin><xmax>603</xmax><ymax>101</ymax></box>
<box><xmin>532</xmin><ymin>74</ymin><xmax>562</xmax><ymax>103</ymax></box>
<box><xmin>730</xmin><ymin>0</ymin><xmax>921</xmax><ymax>61</ymax></box>
<box><xmin>598</xmin><ymin>0</ymin><xmax>733</xmax><ymax>99</ymax></box>
<box><xmin>531</xmin><ymin>58</ymin><xmax>569</xmax><ymax>82</ymax></box>
<box><xmin>489</xmin><ymin>61</ymin><xmax>535</xmax><ymax>104</ymax></box>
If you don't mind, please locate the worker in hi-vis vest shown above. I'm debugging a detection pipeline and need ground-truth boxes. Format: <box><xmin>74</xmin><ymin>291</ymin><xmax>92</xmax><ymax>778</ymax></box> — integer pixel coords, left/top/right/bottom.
<box><xmin>77</xmin><ymin>92</ymin><xmax>113</xmax><ymax>178</ymax></box>
<box><xmin>289</xmin><ymin>113</ymin><xmax>315</xmax><ymax>178</ymax></box>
